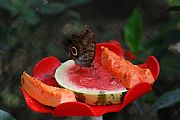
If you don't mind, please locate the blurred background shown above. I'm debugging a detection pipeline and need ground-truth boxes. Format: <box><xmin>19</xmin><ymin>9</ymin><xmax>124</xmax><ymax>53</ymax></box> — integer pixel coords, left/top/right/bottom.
<box><xmin>0</xmin><ymin>0</ymin><xmax>179</xmax><ymax>120</ymax></box>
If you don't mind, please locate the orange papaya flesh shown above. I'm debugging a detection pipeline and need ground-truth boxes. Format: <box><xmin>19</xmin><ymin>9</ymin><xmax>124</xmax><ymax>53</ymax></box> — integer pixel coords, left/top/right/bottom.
<box><xmin>21</xmin><ymin>72</ymin><xmax>76</xmax><ymax>107</ymax></box>
<box><xmin>101</xmin><ymin>47</ymin><xmax>154</xmax><ymax>89</ymax></box>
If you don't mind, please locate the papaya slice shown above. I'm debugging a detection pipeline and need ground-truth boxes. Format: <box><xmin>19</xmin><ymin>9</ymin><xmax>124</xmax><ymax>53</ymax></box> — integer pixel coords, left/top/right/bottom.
<box><xmin>21</xmin><ymin>72</ymin><xmax>76</xmax><ymax>107</ymax></box>
<box><xmin>101</xmin><ymin>47</ymin><xmax>154</xmax><ymax>89</ymax></box>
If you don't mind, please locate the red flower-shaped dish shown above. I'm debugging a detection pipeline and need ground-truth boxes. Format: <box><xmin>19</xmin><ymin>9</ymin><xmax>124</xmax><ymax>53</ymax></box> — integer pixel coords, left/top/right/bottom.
<box><xmin>20</xmin><ymin>41</ymin><xmax>160</xmax><ymax>116</ymax></box>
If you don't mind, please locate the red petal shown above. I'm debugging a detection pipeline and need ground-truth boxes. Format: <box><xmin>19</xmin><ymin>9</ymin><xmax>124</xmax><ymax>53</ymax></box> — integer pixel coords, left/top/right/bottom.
<box><xmin>94</xmin><ymin>42</ymin><xmax>124</xmax><ymax>63</ymax></box>
<box><xmin>122</xmin><ymin>83</ymin><xmax>152</xmax><ymax>107</ymax></box>
<box><xmin>33</xmin><ymin>56</ymin><xmax>61</xmax><ymax>86</ymax></box>
<box><xmin>107</xmin><ymin>40</ymin><xmax>123</xmax><ymax>49</ymax></box>
<box><xmin>53</xmin><ymin>102</ymin><xmax>95</xmax><ymax>116</ymax></box>
<box><xmin>124</xmin><ymin>50</ymin><xmax>136</xmax><ymax>61</ymax></box>
<box><xmin>138</xmin><ymin>56</ymin><xmax>160</xmax><ymax>81</ymax></box>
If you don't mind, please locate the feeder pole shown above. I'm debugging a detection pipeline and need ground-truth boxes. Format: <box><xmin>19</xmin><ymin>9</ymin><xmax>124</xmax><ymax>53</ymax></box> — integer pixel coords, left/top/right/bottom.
<box><xmin>91</xmin><ymin>116</ymin><xmax>103</xmax><ymax>120</ymax></box>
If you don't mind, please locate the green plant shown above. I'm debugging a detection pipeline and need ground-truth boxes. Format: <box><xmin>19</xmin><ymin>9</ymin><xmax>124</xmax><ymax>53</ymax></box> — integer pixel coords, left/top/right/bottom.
<box><xmin>123</xmin><ymin>7</ymin><xmax>180</xmax><ymax>120</ymax></box>
<box><xmin>0</xmin><ymin>109</ymin><xmax>16</xmax><ymax>120</ymax></box>
<box><xmin>150</xmin><ymin>89</ymin><xmax>180</xmax><ymax>112</ymax></box>
<box><xmin>124</xmin><ymin>8</ymin><xmax>143</xmax><ymax>54</ymax></box>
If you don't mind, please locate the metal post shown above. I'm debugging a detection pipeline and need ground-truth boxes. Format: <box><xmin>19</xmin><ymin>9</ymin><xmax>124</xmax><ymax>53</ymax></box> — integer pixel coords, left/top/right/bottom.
<box><xmin>90</xmin><ymin>116</ymin><xmax>103</xmax><ymax>120</ymax></box>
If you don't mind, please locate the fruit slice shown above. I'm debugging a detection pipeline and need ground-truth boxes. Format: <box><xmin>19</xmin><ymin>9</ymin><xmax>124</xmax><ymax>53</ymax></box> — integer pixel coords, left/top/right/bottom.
<box><xmin>55</xmin><ymin>60</ymin><xmax>127</xmax><ymax>105</ymax></box>
<box><xmin>21</xmin><ymin>72</ymin><xmax>76</xmax><ymax>107</ymax></box>
<box><xmin>101</xmin><ymin>47</ymin><xmax>154</xmax><ymax>89</ymax></box>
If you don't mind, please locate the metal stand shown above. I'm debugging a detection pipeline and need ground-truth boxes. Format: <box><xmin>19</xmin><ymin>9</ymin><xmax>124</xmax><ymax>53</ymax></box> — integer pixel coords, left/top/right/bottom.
<box><xmin>90</xmin><ymin>116</ymin><xmax>103</xmax><ymax>120</ymax></box>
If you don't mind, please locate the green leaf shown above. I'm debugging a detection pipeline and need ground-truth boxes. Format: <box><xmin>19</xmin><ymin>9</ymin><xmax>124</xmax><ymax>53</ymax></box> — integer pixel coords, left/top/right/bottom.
<box><xmin>124</xmin><ymin>8</ymin><xmax>143</xmax><ymax>54</ymax></box>
<box><xmin>133</xmin><ymin>100</ymin><xmax>144</xmax><ymax>115</ymax></box>
<box><xmin>66</xmin><ymin>10</ymin><xmax>81</xmax><ymax>19</ymax></box>
<box><xmin>1</xmin><ymin>88</ymin><xmax>20</xmax><ymax>108</ymax></box>
<box><xmin>0</xmin><ymin>0</ymin><xmax>19</xmax><ymax>15</ymax></box>
<box><xmin>66</xmin><ymin>0</ymin><xmax>91</xmax><ymax>7</ymax></box>
<box><xmin>39</xmin><ymin>3</ymin><xmax>66</xmax><ymax>14</ymax></box>
<box><xmin>20</xmin><ymin>8</ymin><xmax>39</xmax><ymax>25</ymax></box>
<box><xmin>141</xmin><ymin>92</ymin><xmax>157</xmax><ymax>104</ymax></box>
<box><xmin>168</xmin><ymin>5</ymin><xmax>180</xmax><ymax>11</ymax></box>
<box><xmin>160</xmin><ymin>56</ymin><xmax>180</xmax><ymax>75</ymax></box>
<box><xmin>168</xmin><ymin>0</ymin><xmax>180</xmax><ymax>6</ymax></box>
<box><xmin>0</xmin><ymin>0</ymin><xmax>11</xmax><ymax>10</ymax></box>
<box><xmin>0</xmin><ymin>109</ymin><xmax>16</xmax><ymax>120</ymax></box>
<box><xmin>150</xmin><ymin>89</ymin><xmax>180</xmax><ymax>112</ymax></box>
<box><xmin>25</xmin><ymin>0</ymin><xmax>44</xmax><ymax>6</ymax></box>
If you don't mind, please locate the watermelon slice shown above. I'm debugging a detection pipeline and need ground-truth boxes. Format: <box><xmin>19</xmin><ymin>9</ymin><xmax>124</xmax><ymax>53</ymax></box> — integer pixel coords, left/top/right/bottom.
<box><xmin>55</xmin><ymin>60</ymin><xmax>127</xmax><ymax>105</ymax></box>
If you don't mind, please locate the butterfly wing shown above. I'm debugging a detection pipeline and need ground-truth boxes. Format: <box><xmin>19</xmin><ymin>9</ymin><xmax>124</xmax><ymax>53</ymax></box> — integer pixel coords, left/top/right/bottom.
<box><xmin>65</xmin><ymin>25</ymin><xmax>96</xmax><ymax>67</ymax></box>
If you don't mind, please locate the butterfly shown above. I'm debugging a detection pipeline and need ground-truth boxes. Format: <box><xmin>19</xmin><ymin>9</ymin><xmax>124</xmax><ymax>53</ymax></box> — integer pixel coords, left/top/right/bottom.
<box><xmin>65</xmin><ymin>25</ymin><xmax>96</xmax><ymax>67</ymax></box>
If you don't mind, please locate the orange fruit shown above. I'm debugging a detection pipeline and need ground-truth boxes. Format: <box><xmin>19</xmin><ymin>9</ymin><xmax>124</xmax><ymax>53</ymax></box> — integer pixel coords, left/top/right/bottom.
<box><xmin>21</xmin><ymin>72</ymin><xmax>76</xmax><ymax>107</ymax></box>
<box><xmin>101</xmin><ymin>47</ymin><xmax>154</xmax><ymax>89</ymax></box>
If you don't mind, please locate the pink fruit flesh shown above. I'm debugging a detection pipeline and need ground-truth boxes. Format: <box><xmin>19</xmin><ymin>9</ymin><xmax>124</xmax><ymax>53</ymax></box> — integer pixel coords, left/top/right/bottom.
<box><xmin>68</xmin><ymin>62</ymin><xmax>126</xmax><ymax>91</ymax></box>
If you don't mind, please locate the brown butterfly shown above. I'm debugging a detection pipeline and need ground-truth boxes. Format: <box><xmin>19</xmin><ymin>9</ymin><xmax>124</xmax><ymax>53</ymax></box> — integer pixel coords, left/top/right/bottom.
<box><xmin>65</xmin><ymin>25</ymin><xmax>96</xmax><ymax>67</ymax></box>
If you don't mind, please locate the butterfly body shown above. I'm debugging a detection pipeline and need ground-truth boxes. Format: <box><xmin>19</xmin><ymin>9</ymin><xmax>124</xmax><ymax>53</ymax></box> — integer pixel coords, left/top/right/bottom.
<box><xmin>65</xmin><ymin>25</ymin><xmax>96</xmax><ymax>67</ymax></box>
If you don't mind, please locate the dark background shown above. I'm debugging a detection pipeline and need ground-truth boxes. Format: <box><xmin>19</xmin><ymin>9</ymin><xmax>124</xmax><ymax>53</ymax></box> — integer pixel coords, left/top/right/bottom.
<box><xmin>0</xmin><ymin>0</ymin><xmax>179</xmax><ymax>120</ymax></box>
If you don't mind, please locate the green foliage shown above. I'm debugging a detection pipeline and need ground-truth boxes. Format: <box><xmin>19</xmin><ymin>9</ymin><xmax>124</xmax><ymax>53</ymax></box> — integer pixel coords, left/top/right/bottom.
<box><xmin>65</xmin><ymin>0</ymin><xmax>92</xmax><ymax>7</ymax></box>
<box><xmin>66</xmin><ymin>10</ymin><xmax>81</xmax><ymax>20</ymax></box>
<box><xmin>20</xmin><ymin>8</ymin><xmax>39</xmax><ymax>25</ymax></box>
<box><xmin>160</xmin><ymin>56</ymin><xmax>180</xmax><ymax>75</ymax></box>
<box><xmin>168</xmin><ymin>0</ymin><xmax>180</xmax><ymax>12</ymax></box>
<box><xmin>0</xmin><ymin>0</ymin><xmax>19</xmax><ymax>16</ymax></box>
<box><xmin>123</xmin><ymin>6</ymin><xmax>180</xmax><ymax>120</ymax></box>
<box><xmin>0</xmin><ymin>109</ymin><xmax>16</xmax><ymax>120</ymax></box>
<box><xmin>133</xmin><ymin>100</ymin><xmax>144</xmax><ymax>115</ymax></box>
<box><xmin>150</xmin><ymin>89</ymin><xmax>180</xmax><ymax>112</ymax></box>
<box><xmin>1</xmin><ymin>88</ymin><xmax>20</xmax><ymax>108</ymax></box>
<box><xmin>141</xmin><ymin>92</ymin><xmax>158</xmax><ymax>104</ymax></box>
<box><xmin>38</xmin><ymin>3</ymin><xmax>66</xmax><ymax>14</ymax></box>
<box><xmin>0</xmin><ymin>0</ymin><xmax>68</xmax><ymax>25</ymax></box>
<box><xmin>26</xmin><ymin>0</ymin><xmax>44</xmax><ymax>6</ymax></box>
<box><xmin>168</xmin><ymin>0</ymin><xmax>180</xmax><ymax>6</ymax></box>
<box><xmin>124</xmin><ymin>8</ymin><xmax>143</xmax><ymax>54</ymax></box>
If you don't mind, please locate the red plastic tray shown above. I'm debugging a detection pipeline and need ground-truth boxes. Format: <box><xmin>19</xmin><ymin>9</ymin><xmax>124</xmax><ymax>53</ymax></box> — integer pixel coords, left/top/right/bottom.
<box><xmin>21</xmin><ymin>41</ymin><xmax>160</xmax><ymax>116</ymax></box>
